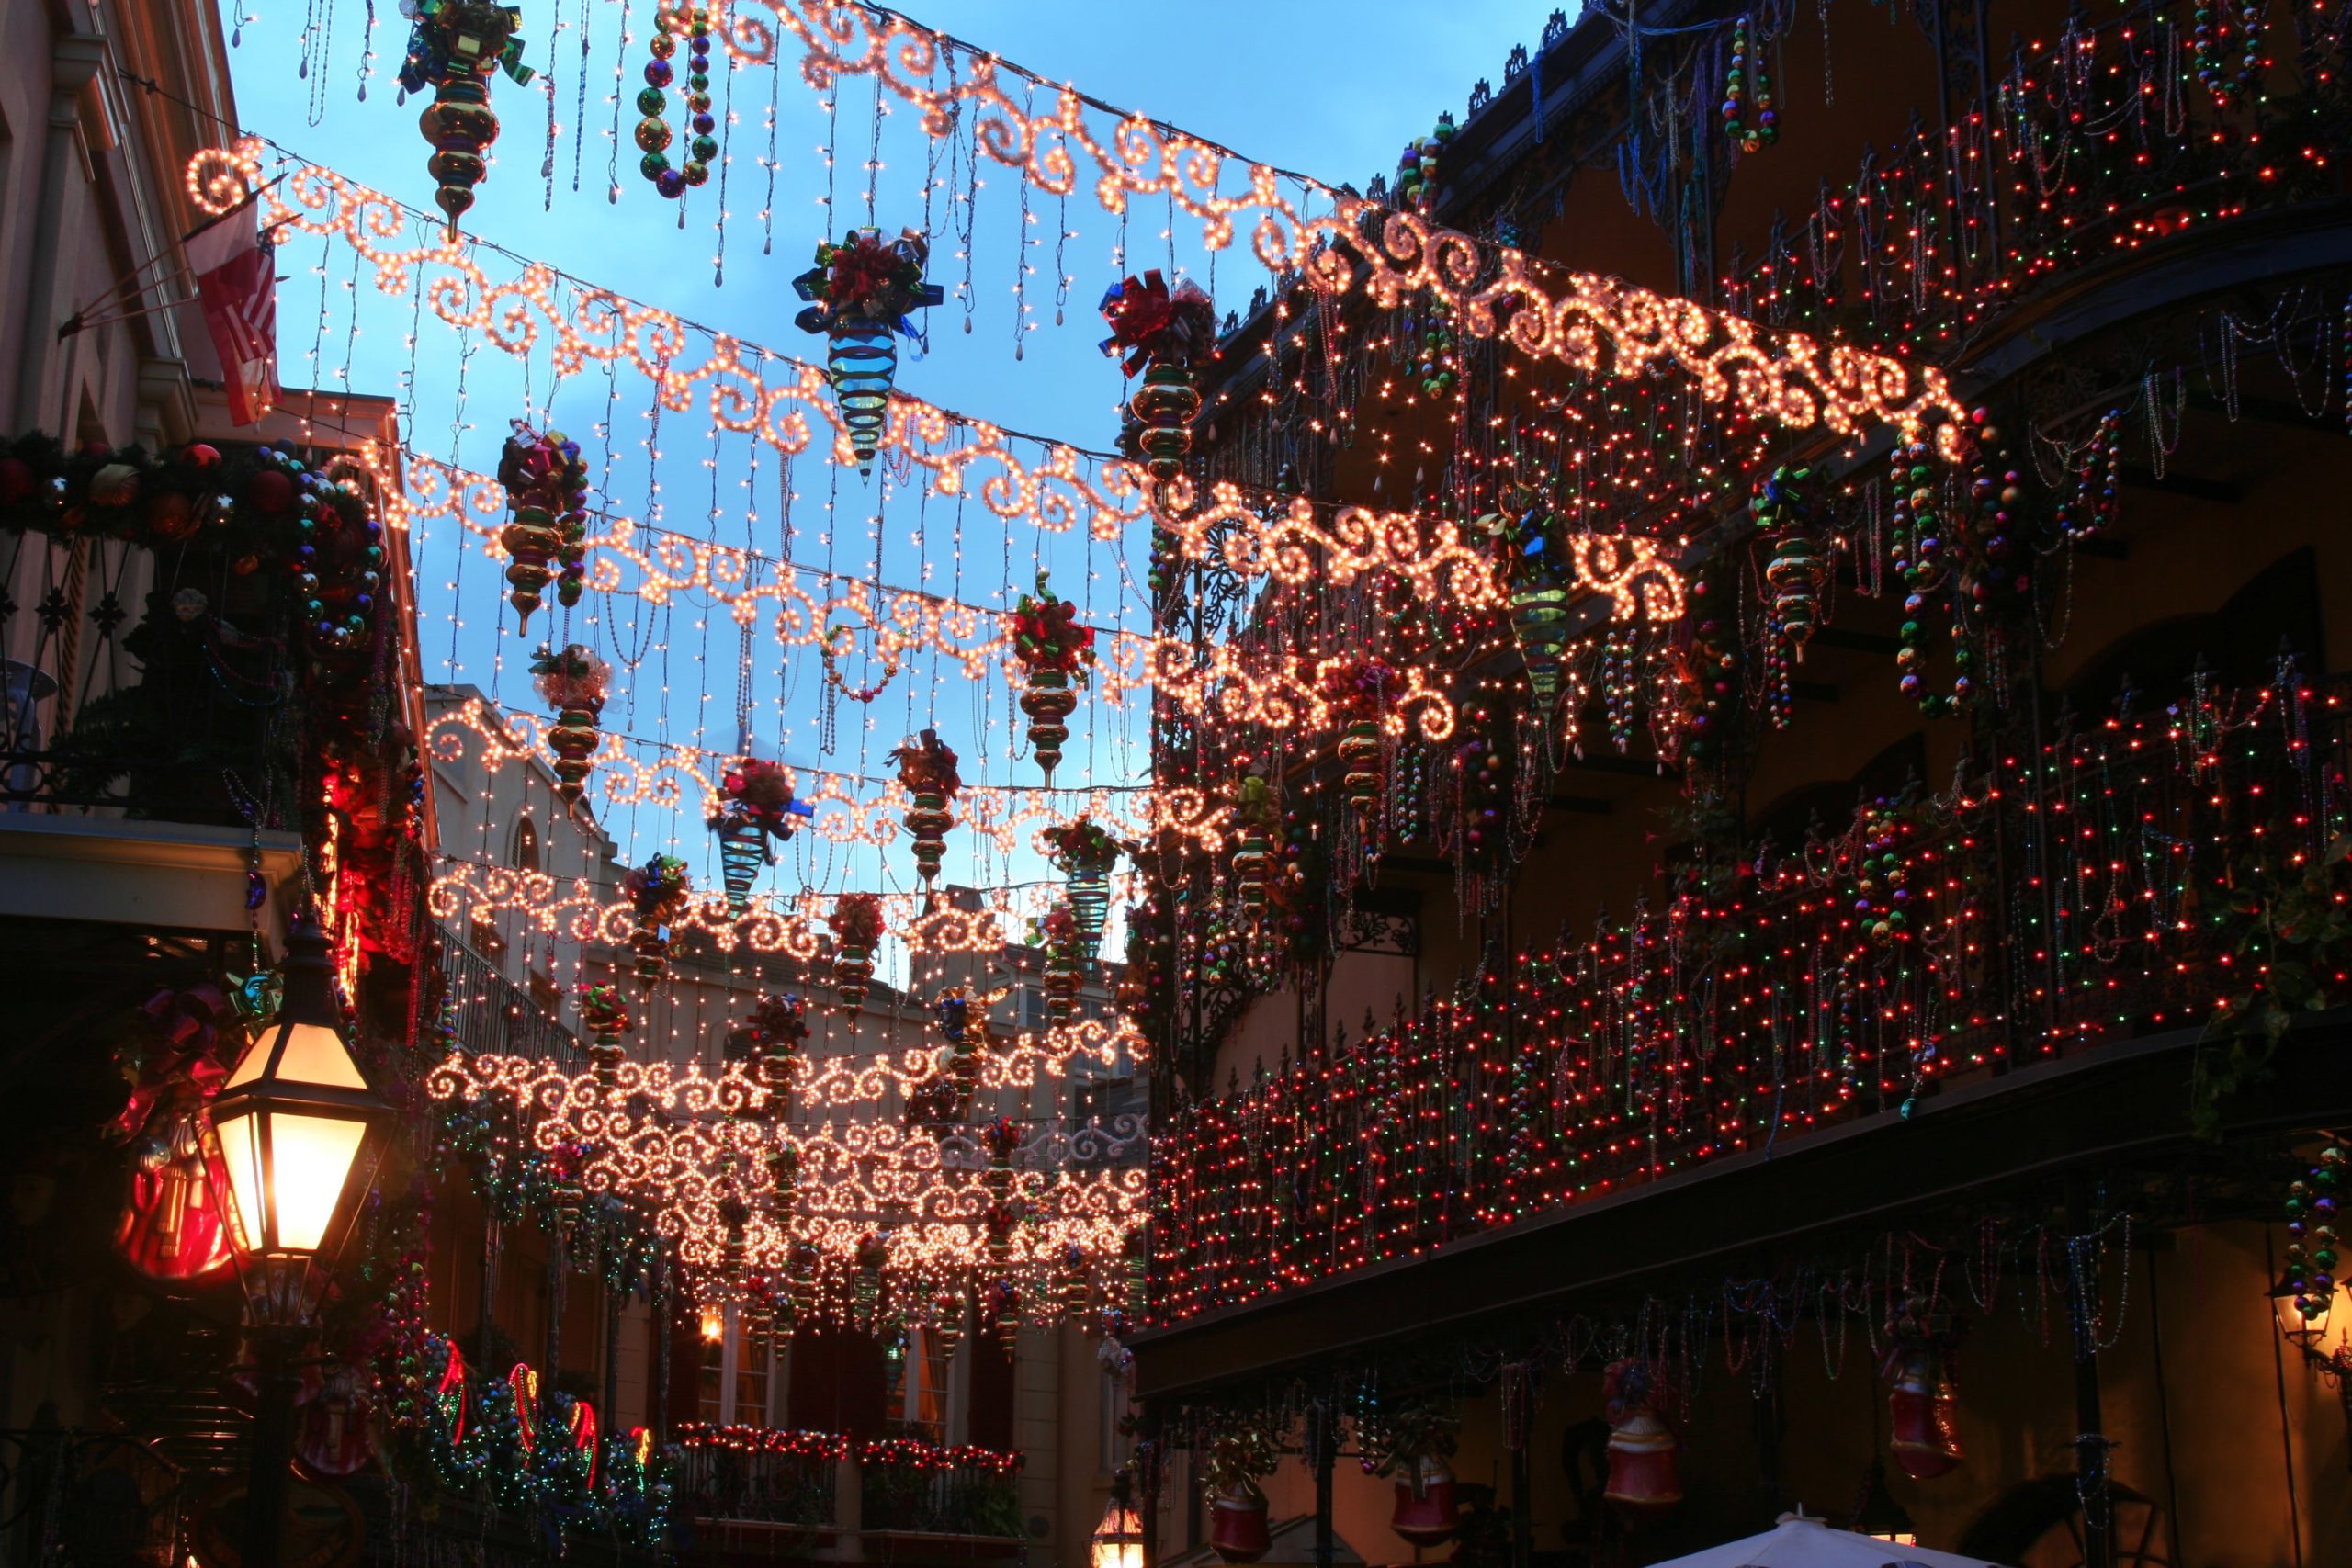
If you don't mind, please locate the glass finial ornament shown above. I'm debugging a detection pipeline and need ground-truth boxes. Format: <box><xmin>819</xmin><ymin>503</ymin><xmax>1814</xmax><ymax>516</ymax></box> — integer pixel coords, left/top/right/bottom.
<box><xmin>792</xmin><ymin>228</ymin><xmax>944</xmax><ymax>477</ymax></box>
<box><xmin>579</xmin><ymin>982</ymin><xmax>633</xmax><ymax>1091</ymax></box>
<box><xmin>1476</xmin><ymin>490</ymin><xmax>1573</xmax><ymax>730</ymax></box>
<box><xmin>1755</xmin><ymin>461</ymin><xmax>1829</xmax><ymax>660</ymax></box>
<box><xmin>728</xmin><ymin>992</ymin><xmax>808</xmax><ymax>1094</ymax></box>
<box><xmin>396</xmin><ymin>0</ymin><xmax>535</xmax><ymax>236</ymax></box>
<box><xmin>1042</xmin><ymin>816</ymin><xmax>1121</xmax><ymax>959</ymax></box>
<box><xmin>766</xmin><ymin>1137</ymin><xmax>800</xmax><ymax>1221</ymax></box>
<box><xmin>619</xmin><ymin>855</ymin><xmax>692</xmax><ymax>991</ymax></box>
<box><xmin>986</xmin><ymin>1277</ymin><xmax>1021</xmax><ymax>1352</ymax></box>
<box><xmin>889</xmin><ymin>728</ymin><xmax>962</xmax><ymax>894</ymax></box>
<box><xmin>1010</xmin><ymin>573</ymin><xmax>1096</xmax><ymax>784</ymax></box>
<box><xmin>827</xmin><ymin>893</ymin><xmax>885</xmax><ymax>1010</ymax></box>
<box><xmin>1038</xmin><ymin>904</ymin><xmax>1083</xmax><ymax>1025</ymax></box>
<box><xmin>1322</xmin><ymin>659</ymin><xmax>1397</xmax><ymax>829</ymax></box>
<box><xmin>531</xmin><ymin>643</ymin><xmax>610</xmax><ymax>807</ymax></box>
<box><xmin>932</xmin><ymin>1291</ymin><xmax>965</xmax><ymax>1362</ymax></box>
<box><xmin>634</xmin><ymin>3</ymin><xmax>717</xmax><ymax>199</ymax></box>
<box><xmin>1099</xmin><ymin>269</ymin><xmax>1216</xmax><ymax>484</ymax></box>
<box><xmin>494</xmin><ymin>422</ymin><xmax>587</xmax><ymax>632</ymax></box>
<box><xmin>1231</xmin><ymin>771</ymin><xmax>1275</xmax><ymax>925</ymax></box>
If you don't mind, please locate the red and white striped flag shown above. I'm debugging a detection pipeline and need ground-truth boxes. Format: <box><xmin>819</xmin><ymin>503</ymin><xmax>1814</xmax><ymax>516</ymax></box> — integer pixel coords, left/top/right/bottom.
<box><xmin>185</xmin><ymin>196</ymin><xmax>279</xmax><ymax>426</ymax></box>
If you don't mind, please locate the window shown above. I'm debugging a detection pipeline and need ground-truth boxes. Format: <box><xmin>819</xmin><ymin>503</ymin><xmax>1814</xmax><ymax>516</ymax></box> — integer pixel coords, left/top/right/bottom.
<box><xmin>698</xmin><ymin>1307</ymin><xmax>777</xmax><ymax>1427</ymax></box>
<box><xmin>514</xmin><ymin>817</ymin><xmax>540</xmax><ymax>873</ymax></box>
<box><xmin>902</xmin><ymin>1325</ymin><xmax>952</xmax><ymax>1442</ymax></box>
<box><xmin>1071</xmin><ymin>1077</ymin><xmax>1131</xmax><ymax>1126</ymax></box>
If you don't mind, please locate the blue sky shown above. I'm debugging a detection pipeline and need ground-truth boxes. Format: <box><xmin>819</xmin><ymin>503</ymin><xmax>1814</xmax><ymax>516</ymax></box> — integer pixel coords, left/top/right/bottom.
<box><xmin>220</xmin><ymin>0</ymin><xmax>1544</xmax><ymax>926</ymax></box>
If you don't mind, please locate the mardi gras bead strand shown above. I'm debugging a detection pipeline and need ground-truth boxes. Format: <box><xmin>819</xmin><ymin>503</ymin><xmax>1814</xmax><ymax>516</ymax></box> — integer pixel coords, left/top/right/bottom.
<box><xmin>636</xmin><ymin>5</ymin><xmax>715</xmax><ymax>200</ymax></box>
<box><xmin>2053</xmin><ymin>410</ymin><xmax>2123</xmax><ymax>540</ymax></box>
<box><xmin>1724</xmin><ymin>17</ymin><xmax>1778</xmax><ymax>152</ymax></box>
<box><xmin>2283</xmin><ymin>1142</ymin><xmax>2344</xmax><ymax>1333</ymax></box>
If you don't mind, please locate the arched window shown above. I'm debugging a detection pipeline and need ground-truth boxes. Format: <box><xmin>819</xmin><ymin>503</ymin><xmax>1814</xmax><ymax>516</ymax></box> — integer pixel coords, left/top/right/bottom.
<box><xmin>514</xmin><ymin>816</ymin><xmax>540</xmax><ymax>873</ymax></box>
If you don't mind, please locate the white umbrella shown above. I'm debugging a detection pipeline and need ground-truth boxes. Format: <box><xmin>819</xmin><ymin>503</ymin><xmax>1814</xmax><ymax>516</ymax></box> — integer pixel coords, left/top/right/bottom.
<box><xmin>1647</xmin><ymin>1512</ymin><xmax>2014</xmax><ymax>1568</ymax></box>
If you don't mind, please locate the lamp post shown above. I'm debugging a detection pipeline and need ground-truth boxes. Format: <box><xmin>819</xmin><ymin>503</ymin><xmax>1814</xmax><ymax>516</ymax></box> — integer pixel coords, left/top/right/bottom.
<box><xmin>207</xmin><ymin>915</ymin><xmax>393</xmax><ymax>1568</ymax></box>
<box><xmin>1846</xmin><ymin>1460</ymin><xmax>1919</xmax><ymax>1544</ymax></box>
<box><xmin>1090</xmin><ymin>1472</ymin><xmax>1146</xmax><ymax>1568</ymax></box>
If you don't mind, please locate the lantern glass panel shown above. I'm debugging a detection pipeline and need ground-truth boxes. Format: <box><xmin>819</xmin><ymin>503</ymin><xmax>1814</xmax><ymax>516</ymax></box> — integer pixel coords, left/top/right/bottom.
<box><xmin>266</xmin><ymin>1111</ymin><xmax>370</xmax><ymax>1251</ymax></box>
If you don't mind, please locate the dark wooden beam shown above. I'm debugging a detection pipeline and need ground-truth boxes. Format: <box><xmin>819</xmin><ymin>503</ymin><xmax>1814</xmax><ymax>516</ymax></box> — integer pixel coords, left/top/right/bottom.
<box><xmin>1807</xmin><ymin>626</ymin><xmax>1902</xmax><ymax>657</ymax></box>
<box><xmin>2187</xmin><ymin>390</ymin><xmax>2347</xmax><ymax>435</ymax></box>
<box><xmin>2120</xmin><ymin>464</ymin><xmax>2243</xmax><ymax>505</ymax></box>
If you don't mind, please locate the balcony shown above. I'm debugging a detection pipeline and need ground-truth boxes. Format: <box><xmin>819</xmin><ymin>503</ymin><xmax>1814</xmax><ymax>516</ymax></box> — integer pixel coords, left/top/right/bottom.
<box><xmin>0</xmin><ymin>433</ymin><xmax>417</xmax><ymax>946</ymax></box>
<box><xmin>436</xmin><ymin>928</ymin><xmax>584</xmax><ymax>1065</ymax></box>
<box><xmin>674</xmin><ymin>1430</ymin><xmax>1024</xmax><ymax>1566</ymax></box>
<box><xmin>1135</xmin><ymin>670</ymin><xmax>2352</xmax><ymax>1392</ymax></box>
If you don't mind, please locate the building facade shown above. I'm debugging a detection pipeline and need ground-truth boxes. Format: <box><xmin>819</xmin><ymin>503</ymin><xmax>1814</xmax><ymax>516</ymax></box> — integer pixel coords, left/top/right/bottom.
<box><xmin>1128</xmin><ymin>3</ymin><xmax>2352</xmax><ymax>1564</ymax></box>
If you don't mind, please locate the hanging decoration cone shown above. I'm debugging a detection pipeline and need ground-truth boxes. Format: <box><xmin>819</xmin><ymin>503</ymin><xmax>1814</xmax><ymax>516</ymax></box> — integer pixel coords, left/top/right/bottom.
<box><xmin>531</xmin><ymin>643</ymin><xmax>610</xmax><ymax>807</ymax></box>
<box><xmin>397</xmin><ymin>0</ymin><xmax>535</xmax><ymax>236</ymax></box>
<box><xmin>792</xmin><ymin>227</ymin><xmax>943</xmax><ymax>477</ymax></box>
<box><xmin>828</xmin><ymin>893</ymin><xmax>885</xmax><ymax>1010</ymax></box>
<box><xmin>494</xmin><ymin>422</ymin><xmax>586</xmax><ymax>632</ymax></box>
<box><xmin>1754</xmin><ymin>461</ymin><xmax>1829</xmax><ymax>658</ymax></box>
<box><xmin>1476</xmin><ymin>491</ymin><xmax>1574</xmax><ymax>728</ymax></box>
<box><xmin>889</xmin><ymin>729</ymin><xmax>962</xmax><ymax>892</ymax></box>
<box><xmin>620</xmin><ymin>854</ymin><xmax>692</xmax><ymax>991</ymax></box>
<box><xmin>931</xmin><ymin>1292</ymin><xmax>965</xmax><ymax>1362</ymax></box>
<box><xmin>579</xmin><ymin>982</ymin><xmax>633</xmax><ymax>1094</ymax></box>
<box><xmin>1009</xmin><ymin>573</ymin><xmax>1096</xmax><ymax>784</ymax></box>
<box><xmin>1100</xmin><ymin>269</ymin><xmax>1217</xmax><ymax>484</ymax></box>
<box><xmin>708</xmin><ymin>754</ymin><xmax>813</xmax><ymax>914</ymax></box>
<box><xmin>1041</xmin><ymin>815</ymin><xmax>1122</xmax><ymax>959</ymax></box>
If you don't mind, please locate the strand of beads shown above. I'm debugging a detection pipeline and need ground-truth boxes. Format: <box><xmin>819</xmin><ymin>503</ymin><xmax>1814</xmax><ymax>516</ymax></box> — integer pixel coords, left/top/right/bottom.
<box><xmin>1724</xmin><ymin>17</ymin><xmax>1778</xmax><ymax>152</ymax></box>
<box><xmin>1891</xmin><ymin>443</ymin><xmax>1950</xmax><ymax>717</ymax></box>
<box><xmin>1849</xmin><ymin>797</ymin><xmax>1910</xmax><ymax>948</ymax></box>
<box><xmin>2342</xmin><ymin>299</ymin><xmax>2352</xmax><ymax>436</ymax></box>
<box><xmin>2282</xmin><ymin>1142</ymin><xmax>2343</xmax><ymax>1335</ymax></box>
<box><xmin>636</xmin><ymin>6</ymin><xmax>714</xmax><ymax>200</ymax></box>
<box><xmin>2053</xmin><ymin>410</ymin><xmax>2123</xmax><ymax>539</ymax></box>
<box><xmin>2193</xmin><ymin>0</ymin><xmax>2231</xmax><ymax>97</ymax></box>
<box><xmin>2233</xmin><ymin>0</ymin><xmax>2267</xmax><ymax>95</ymax></box>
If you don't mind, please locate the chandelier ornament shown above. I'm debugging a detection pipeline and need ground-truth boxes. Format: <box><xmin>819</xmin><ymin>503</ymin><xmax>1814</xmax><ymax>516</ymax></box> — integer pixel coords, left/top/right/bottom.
<box><xmin>529</xmin><ymin>643</ymin><xmax>610</xmax><ymax>807</ymax></box>
<box><xmin>396</xmin><ymin>0</ymin><xmax>532</xmax><ymax>234</ymax></box>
